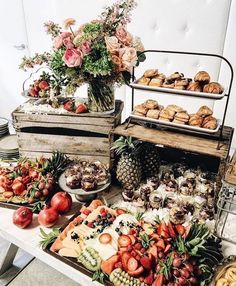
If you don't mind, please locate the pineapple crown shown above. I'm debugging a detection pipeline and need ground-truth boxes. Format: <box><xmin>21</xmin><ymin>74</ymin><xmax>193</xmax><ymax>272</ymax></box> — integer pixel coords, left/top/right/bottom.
<box><xmin>111</xmin><ymin>136</ymin><xmax>142</xmax><ymax>156</ymax></box>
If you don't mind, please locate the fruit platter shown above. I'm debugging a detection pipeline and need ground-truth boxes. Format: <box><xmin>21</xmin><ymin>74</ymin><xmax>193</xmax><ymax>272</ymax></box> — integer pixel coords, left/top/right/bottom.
<box><xmin>44</xmin><ymin>198</ymin><xmax>223</xmax><ymax>286</ymax></box>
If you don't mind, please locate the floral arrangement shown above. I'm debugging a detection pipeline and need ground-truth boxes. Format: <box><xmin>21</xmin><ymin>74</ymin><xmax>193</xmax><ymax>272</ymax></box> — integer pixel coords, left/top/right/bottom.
<box><xmin>20</xmin><ymin>0</ymin><xmax>145</xmax><ymax>112</ymax></box>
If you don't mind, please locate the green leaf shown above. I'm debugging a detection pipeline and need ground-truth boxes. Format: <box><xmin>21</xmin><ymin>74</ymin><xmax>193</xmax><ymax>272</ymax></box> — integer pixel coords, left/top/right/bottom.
<box><xmin>39</xmin><ymin>228</ymin><xmax>60</xmax><ymax>250</ymax></box>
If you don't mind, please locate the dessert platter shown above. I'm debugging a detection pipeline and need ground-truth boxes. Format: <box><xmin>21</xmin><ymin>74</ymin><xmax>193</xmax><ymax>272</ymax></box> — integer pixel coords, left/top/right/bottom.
<box><xmin>131</xmin><ymin>100</ymin><xmax>219</xmax><ymax>134</ymax></box>
<box><xmin>59</xmin><ymin>161</ymin><xmax>111</xmax><ymax>202</ymax></box>
<box><xmin>130</xmin><ymin>69</ymin><xmax>226</xmax><ymax>99</ymax></box>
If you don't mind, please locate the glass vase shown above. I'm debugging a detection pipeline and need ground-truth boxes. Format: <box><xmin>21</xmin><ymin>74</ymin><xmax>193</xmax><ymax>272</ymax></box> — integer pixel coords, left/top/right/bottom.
<box><xmin>87</xmin><ymin>81</ymin><xmax>115</xmax><ymax>114</ymax></box>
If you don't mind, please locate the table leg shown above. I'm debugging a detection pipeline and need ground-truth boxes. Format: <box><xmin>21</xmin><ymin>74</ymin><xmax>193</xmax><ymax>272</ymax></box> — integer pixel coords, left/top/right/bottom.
<box><xmin>0</xmin><ymin>243</ymin><xmax>18</xmax><ymax>275</ymax></box>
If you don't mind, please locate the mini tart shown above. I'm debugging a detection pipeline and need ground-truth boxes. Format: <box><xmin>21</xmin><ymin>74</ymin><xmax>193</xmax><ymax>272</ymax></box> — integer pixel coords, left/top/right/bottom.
<box><xmin>188</xmin><ymin>114</ymin><xmax>203</xmax><ymax>126</ymax></box>
<box><xmin>146</xmin><ymin>109</ymin><xmax>160</xmax><ymax>119</ymax></box>
<box><xmin>203</xmin><ymin>82</ymin><xmax>223</xmax><ymax>94</ymax></box>
<box><xmin>137</xmin><ymin>76</ymin><xmax>150</xmax><ymax>85</ymax></box>
<box><xmin>149</xmin><ymin>77</ymin><xmax>163</xmax><ymax>87</ymax></box>
<box><xmin>194</xmin><ymin>71</ymin><xmax>210</xmax><ymax>85</ymax></box>
<box><xmin>144</xmin><ymin>99</ymin><xmax>159</xmax><ymax>109</ymax></box>
<box><xmin>166</xmin><ymin>104</ymin><xmax>185</xmax><ymax>113</ymax></box>
<box><xmin>143</xmin><ymin>69</ymin><xmax>158</xmax><ymax>78</ymax></box>
<box><xmin>197</xmin><ymin>105</ymin><xmax>213</xmax><ymax>117</ymax></box>
<box><xmin>168</xmin><ymin>72</ymin><xmax>184</xmax><ymax>81</ymax></box>
<box><xmin>187</xmin><ymin>82</ymin><xmax>202</xmax><ymax>92</ymax></box>
<box><xmin>134</xmin><ymin>104</ymin><xmax>148</xmax><ymax>115</ymax></box>
<box><xmin>175</xmin><ymin>112</ymin><xmax>190</xmax><ymax>122</ymax></box>
<box><xmin>160</xmin><ymin>108</ymin><xmax>175</xmax><ymax>120</ymax></box>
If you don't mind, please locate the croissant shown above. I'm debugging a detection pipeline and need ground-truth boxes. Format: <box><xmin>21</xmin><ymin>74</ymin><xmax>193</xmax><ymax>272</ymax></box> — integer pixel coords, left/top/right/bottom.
<box><xmin>187</xmin><ymin>82</ymin><xmax>202</xmax><ymax>92</ymax></box>
<box><xmin>194</xmin><ymin>71</ymin><xmax>210</xmax><ymax>84</ymax></box>
<box><xmin>203</xmin><ymin>82</ymin><xmax>223</xmax><ymax>94</ymax></box>
<box><xmin>216</xmin><ymin>278</ymin><xmax>229</xmax><ymax>286</ymax></box>
<box><xmin>225</xmin><ymin>267</ymin><xmax>236</xmax><ymax>282</ymax></box>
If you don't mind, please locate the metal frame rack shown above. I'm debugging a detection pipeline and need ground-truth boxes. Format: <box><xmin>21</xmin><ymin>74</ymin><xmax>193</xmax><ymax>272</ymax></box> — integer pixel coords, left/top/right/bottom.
<box><xmin>126</xmin><ymin>50</ymin><xmax>234</xmax><ymax>149</ymax></box>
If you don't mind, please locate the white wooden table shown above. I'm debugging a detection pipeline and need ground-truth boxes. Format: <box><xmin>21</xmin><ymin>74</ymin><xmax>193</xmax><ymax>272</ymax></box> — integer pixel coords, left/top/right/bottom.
<box><xmin>0</xmin><ymin>201</ymin><xmax>100</xmax><ymax>286</ymax></box>
<box><xmin>0</xmin><ymin>199</ymin><xmax>236</xmax><ymax>286</ymax></box>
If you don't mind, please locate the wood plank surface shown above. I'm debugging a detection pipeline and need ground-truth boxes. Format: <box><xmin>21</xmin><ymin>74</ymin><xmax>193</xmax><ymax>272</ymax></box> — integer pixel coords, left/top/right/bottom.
<box><xmin>113</xmin><ymin>123</ymin><xmax>231</xmax><ymax>159</ymax></box>
<box><xmin>224</xmin><ymin>151</ymin><xmax>236</xmax><ymax>185</ymax></box>
<box><xmin>19</xmin><ymin>151</ymin><xmax>110</xmax><ymax>165</ymax></box>
<box><xmin>14</xmin><ymin>121</ymin><xmax>112</xmax><ymax>135</ymax></box>
<box><xmin>17</xmin><ymin>132</ymin><xmax>110</xmax><ymax>156</ymax></box>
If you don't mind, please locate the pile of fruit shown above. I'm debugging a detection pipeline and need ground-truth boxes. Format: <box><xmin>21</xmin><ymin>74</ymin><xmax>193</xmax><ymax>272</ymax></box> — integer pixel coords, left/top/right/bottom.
<box><xmin>47</xmin><ymin>199</ymin><xmax>223</xmax><ymax>286</ymax></box>
<box><xmin>27</xmin><ymin>72</ymin><xmax>52</xmax><ymax>98</ymax></box>
<box><xmin>0</xmin><ymin>152</ymin><xmax>70</xmax><ymax>204</ymax></box>
<box><xmin>62</xmin><ymin>99</ymin><xmax>88</xmax><ymax>114</ymax></box>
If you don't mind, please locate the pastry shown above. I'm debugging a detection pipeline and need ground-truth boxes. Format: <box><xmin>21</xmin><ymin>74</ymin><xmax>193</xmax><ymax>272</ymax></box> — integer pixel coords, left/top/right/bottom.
<box><xmin>202</xmin><ymin>116</ymin><xmax>217</xmax><ymax>130</ymax></box>
<box><xmin>134</xmin><ymin>104</ymin><xmax>148</xmax><ymax>115</ymax></box>
<box><xmin>194</xmin><ymin>71</ymin><xmax>210</xmax><ymax>85</ymax></box>
<box><xmin>168</xmin><ymin>72</ymin><xmax>184</xmax><ymax>81</ymax></box>
<box><xmin>149</xmin><ymin>77</ymin><xmax>163</xmax><ymax>87</ymax></box>
<box><xmin>187</xmin><ymin>82</ymin><xmax>202</xmax><ymax>92</ymax></box>
<box><xmin>188</xmin><ymin>114</ymin><xmax>203</xmax><ymax>126</ymax></box>
<box><xmin>166</xmin><ymin>104</ymin><xmax>185</xmax><ymax>113</ymax></box>
<box><xmin>163</xmin><ymin>79</ymin><xmax>175</xmax><ymax>88</ymax></box>
<box><xmin>197</xmin><ymin>105</ymin><xmax>213</xmax><ymax>117</ymax></box>
<box><xmin>133</xmin><ymin>111</ymin><xmax>146</xmax><ymax>117</ymax></box>
<box><xmin>172</xmin><ymin>119</ymin><xmax>185</xmax><ymax>124</ymax></box>
<box><xmin>159</xmin><ymin>117</ymin><xmax>171</xmax><ymax>122</ymax></box>
<box><xmin>203</xmin><ymin>82</ymin><xmax>223</xmax><ymax>94</ymax></box>
<box><xmin>174</xmin><ymin>78</ymin><xmax>191</xmax><ymax>89</ymax></box>
<box><xmin>159</xmin><ymin>108</ymin><xmax>175</xmax><ymax>120</ymax></box>
<box><xmin>157</xmin><ymin>73</ymin><xmax>166</xmax><ymax>80</ymax></box>
<box><xmin>137</xmin><ymin>76</ymin><xmax>150</xmax><ymax>85</ymax></box>
<box><xmin>174</xmin><ymin>85</ymin><xmax>185</xmax><ymax>90</ymax></box>
<box><xmin>144</xmin><ymin>69</ymin><xmax>158</xmax><ymax>78</ymax></box>
<box><xmin>146</xmin><ymin>109</ymin><xmax>160</xmax><ymax>119</ymax></box>
<box><xmin>144</xmin><ymin>99</ymin><xmax>159</xmax><ymax>109</ymax></box>
<box><xmin>175</xmin><ymin>112</ymin><xmax>189</xmax><ymax>123</ymax></box>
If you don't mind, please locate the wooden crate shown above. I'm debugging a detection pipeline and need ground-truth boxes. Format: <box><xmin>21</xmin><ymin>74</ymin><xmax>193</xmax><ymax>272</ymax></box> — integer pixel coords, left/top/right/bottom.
<box><xmin>111</xmin><ymin>123</ymin><xmax>234</xmax><ymax>190</ymax></box>
<box><xmin>12</xmin><ymin>100</ymin><xmax>123</xmax><ymax>165</ymax></box>
<box><xmin>224</xmin><ymin>151</ymin><xmax>236</xmax><ymax>185</ymax></box>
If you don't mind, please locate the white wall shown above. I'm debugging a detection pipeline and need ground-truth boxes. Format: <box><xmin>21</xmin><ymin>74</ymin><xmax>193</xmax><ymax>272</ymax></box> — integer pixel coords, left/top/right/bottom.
<box><xmin>1</xmin><ymin>0</ymin><xmax>235</xmax><ymax>146</ymax></box>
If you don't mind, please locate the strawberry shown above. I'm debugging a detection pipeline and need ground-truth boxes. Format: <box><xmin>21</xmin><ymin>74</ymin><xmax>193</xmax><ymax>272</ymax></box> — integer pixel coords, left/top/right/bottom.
<box><xmin>80</xmin><ymin>208</ymin><xmax>91</xmax><ymax>215</ymax></box>
<box><xmin>87</xmin><ymin>222</ymin><xmax>94</xmax><ymax>228</ymax></box>
<box><xmin>114</xmin><ymin>261</ymin><xmax>122</xmax><ymax>269</ymax></box>
<box><xmin>127</xmin><ymin>257</ymin><xmax>139</xmax><ymax>271</ymax></box>
<box><xmin>75</xmin><ymin>103</ymin><xmax>87</xmax><ymax>114</ymax></box>
<box><xmin>168</xmin><ymin>222</ymin><xmax>177</xmax><ymax>238</ymax></box>
<box><xmin>63</xmin><ymin>100</ymin><xmax>74</xmax><ymax>112</ymax></box>
<box><xmin>28</xmin><ymin>88</ymin><xmax>38</xmax><ymax>97</ymax></box>
<box><xmin>115</xmin><ymin>208</ymin><xmax>126</xmax><ymax>215</ymax></box>
<box><xmin>101</xmin><ymin>255</ymin><xmax>119</xmax><ymax>275</ymax></box>
<box><xmin>121</xmin><ymin>251</ymin><xmax>131</xmax><ymax>271</ymax></box>
<box><xmin>164</xmin><ymin>244</ymin><xmax>172</xmax><ymax>254</ymax></box>
<box><xmin>118</xmin><ymin>235</ymin><xmax>132</xmax><ymax>247</ymax></box>
<box><xmin>158</xmin><ymin>223</ymin><xmax>169</xmax><ymax>238</ymax></box>
<box><xmin>99</xmin><ymin>207</ymin><xmax>106</xmax><ymax>214</ymax></box>
<box><xmin>128</xmin><ymin>234</ymin><xmax>136</xmax><ymax>245</ymax></box>
<box><xmin>22</xmin><ymin>176</ymin><xmax>31</xmax><ymax>185</ymax></box>
<box><xmin>38</xmin><ymin>80</ymin><xmax>49</xmax><ymax>90</ymax></box>
<box><xmin>99</xmin><ymin>233</ymin><xmax>112</xmax><ymax>244</ymax></box>
<box><xmin>134</xmin><ymin>242</ymin><xmax>142</xmax><ymax>250</ymax></box>
<box><xmin>140</xmin><ymin>255</ymin><xmax>152</xmax><ymax>270</ymax></box>
<box><xmin>175</xmin><ymin>224</ymin><xmax>185</xmax><ymax>236</ymax></box>
<box><xmin>156</xmin><ymin>239</ymin><xmax>165</xmax><ymax>250</ymax></box>
<box><xmin>144</xmin><ymin>270</ymin><xmax>154</xmax><ymax>285</ymax></box>
<box><xmin>127</xmin><ymin>265</ymin><xmax>144</xmax><ymax>277</ymax></box>
<box><xmin>129</xmin><ymin>229</ymin><xmax>136</xmax><ymax>235</ymax></box>
<box><xmin>29</xmin><ymin>169</ymin><xmax>38</xmax><ymax>179</ymax></box>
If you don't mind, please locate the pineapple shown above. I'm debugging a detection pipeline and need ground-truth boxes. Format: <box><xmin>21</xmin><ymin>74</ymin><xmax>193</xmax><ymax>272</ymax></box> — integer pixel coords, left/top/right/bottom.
<box><xmin>112</xmin><ymin>136</ymin><xmax>142</xmax><ymax>189</ymax></box>
<box><xmin>140</xmin><ymin>142</ymin><xmax>160</xmax><ymax>179</ymax></box>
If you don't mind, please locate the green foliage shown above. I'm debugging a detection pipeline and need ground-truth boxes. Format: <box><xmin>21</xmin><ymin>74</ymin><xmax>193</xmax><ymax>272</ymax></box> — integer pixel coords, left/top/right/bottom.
<box><xmin>92</xmin><ymin>269</ymin><xmax>108</xmax><ymax>284</ymax></box>
<box><xmin>50</xmin><ymin>48</ymin><xmax>67</xmax><ymax>77</ymax></box>
<box><xmin>39</xmin><ymin>228</ymin><xmax>60</xmax><ymax>250</ymax></box>
<box><xmin>111</xmin><ymin>136</ymin><xmax>142</xmax><ymax>156</ymax></box>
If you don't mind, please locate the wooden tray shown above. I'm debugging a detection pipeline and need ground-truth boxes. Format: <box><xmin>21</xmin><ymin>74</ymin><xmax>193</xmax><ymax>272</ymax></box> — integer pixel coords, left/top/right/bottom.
<box><xmin>44</xmin><ymin>209</ymin><xmax>113</xmax><ymax>286</ymax></box>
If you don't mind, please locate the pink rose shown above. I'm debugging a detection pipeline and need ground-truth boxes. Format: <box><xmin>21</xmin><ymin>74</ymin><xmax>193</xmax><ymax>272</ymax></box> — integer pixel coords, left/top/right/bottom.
<box><xmin>121</xmin><ymin>47</ymin><xmax>137</xmax><ymax>72</ymax></box>
<box><xmin>111</xmin><ymin>54</ymin><xmax>126</xmax><ymax>72</ymax></box>
<box><xmin>116</xmin><ymin>26</ymin><xmax>133</xmax><ymax>45</ymax></box>
<box><xmin>81</xmin><ymin>41</ymin><xmax>91</xmax><ymax>54</ymax></box>
<box><xmin>63</xmin><ymin>48</ymin><xmax>83</xmax><ymax>67</ymax></box>
<box><xmin>105</xmin><ymin>36</ymin><xmax>120</xmax><ymax>53</ymax></box>
<box><xmin>63</xmin><ymin>37</ymin><xmax>74</xmax><ymax>49</ymax></box>
<box><xmin>53</xmin><ymin>36</ymin><xmax>63</xmax><ymax>49</ymax></box>
<box><xmin>61</xmin><ymin>32</ymin><xmax>72</xmax><ymax>39</ymax></box>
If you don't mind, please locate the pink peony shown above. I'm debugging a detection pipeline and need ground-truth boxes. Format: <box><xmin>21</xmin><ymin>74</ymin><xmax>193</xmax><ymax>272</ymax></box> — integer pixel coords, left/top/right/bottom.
<box><xmin>111</xmin><ymin>54</ymin><xmax>126</xmax><ymax>72</ymax></box>
<box><xmin>105</xmin><ymin>36</ymin><xmax>120</xmax><ymax>53</ymax></box>
<box><xmin>63</xmin><ymin>48</ymin><xmax>83</xmax><ymax>67</ymax></box>
<box><xmin>116</xmin><ymin>26</ymin><xmax>133</xmax><ymax>45</ymax></box>
<box><xmin>121</xmin><ymin>47</ymin><xmax>137</xmax><ymax>72</ymax></box>
<box><xmin>81</xmin><ymin>41</ymin><xmax>91</xmax><ymax>54</ymax></box>
<box><xmin>63</xmin><ymin>36</ymin><xmax>74</xmax><ymax>49</ymax></box>
<box><xmin>53</xmin><ymin>36</ymin><xmax>63</xmax><ymax>49</ymax></box>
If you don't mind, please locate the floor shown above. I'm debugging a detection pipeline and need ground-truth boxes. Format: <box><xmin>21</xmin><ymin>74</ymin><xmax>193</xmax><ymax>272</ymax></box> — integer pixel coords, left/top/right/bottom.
<box><xmin>0</xmin><ymin>238</ymin><xmax>78</xmax><ymax>286</ymax></box>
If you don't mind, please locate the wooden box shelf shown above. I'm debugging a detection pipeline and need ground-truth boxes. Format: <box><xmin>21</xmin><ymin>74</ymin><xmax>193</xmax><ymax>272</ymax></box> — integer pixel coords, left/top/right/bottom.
<box><xmin>12</xmin><ymin>100</ymin><xmax>124</xmax><ymax>165</ymax></box>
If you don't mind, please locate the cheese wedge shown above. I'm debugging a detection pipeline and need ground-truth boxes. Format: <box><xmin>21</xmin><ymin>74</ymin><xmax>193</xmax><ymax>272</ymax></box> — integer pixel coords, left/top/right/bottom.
<box><xmin>58</xmin><ymin>247</ymin><xmax>80</xmax><ymax>258</ymax></box>
<box><xmin>62</xmin><ymin>237</ymin><xmax>81</xmax><ymax>253</ymax></box>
